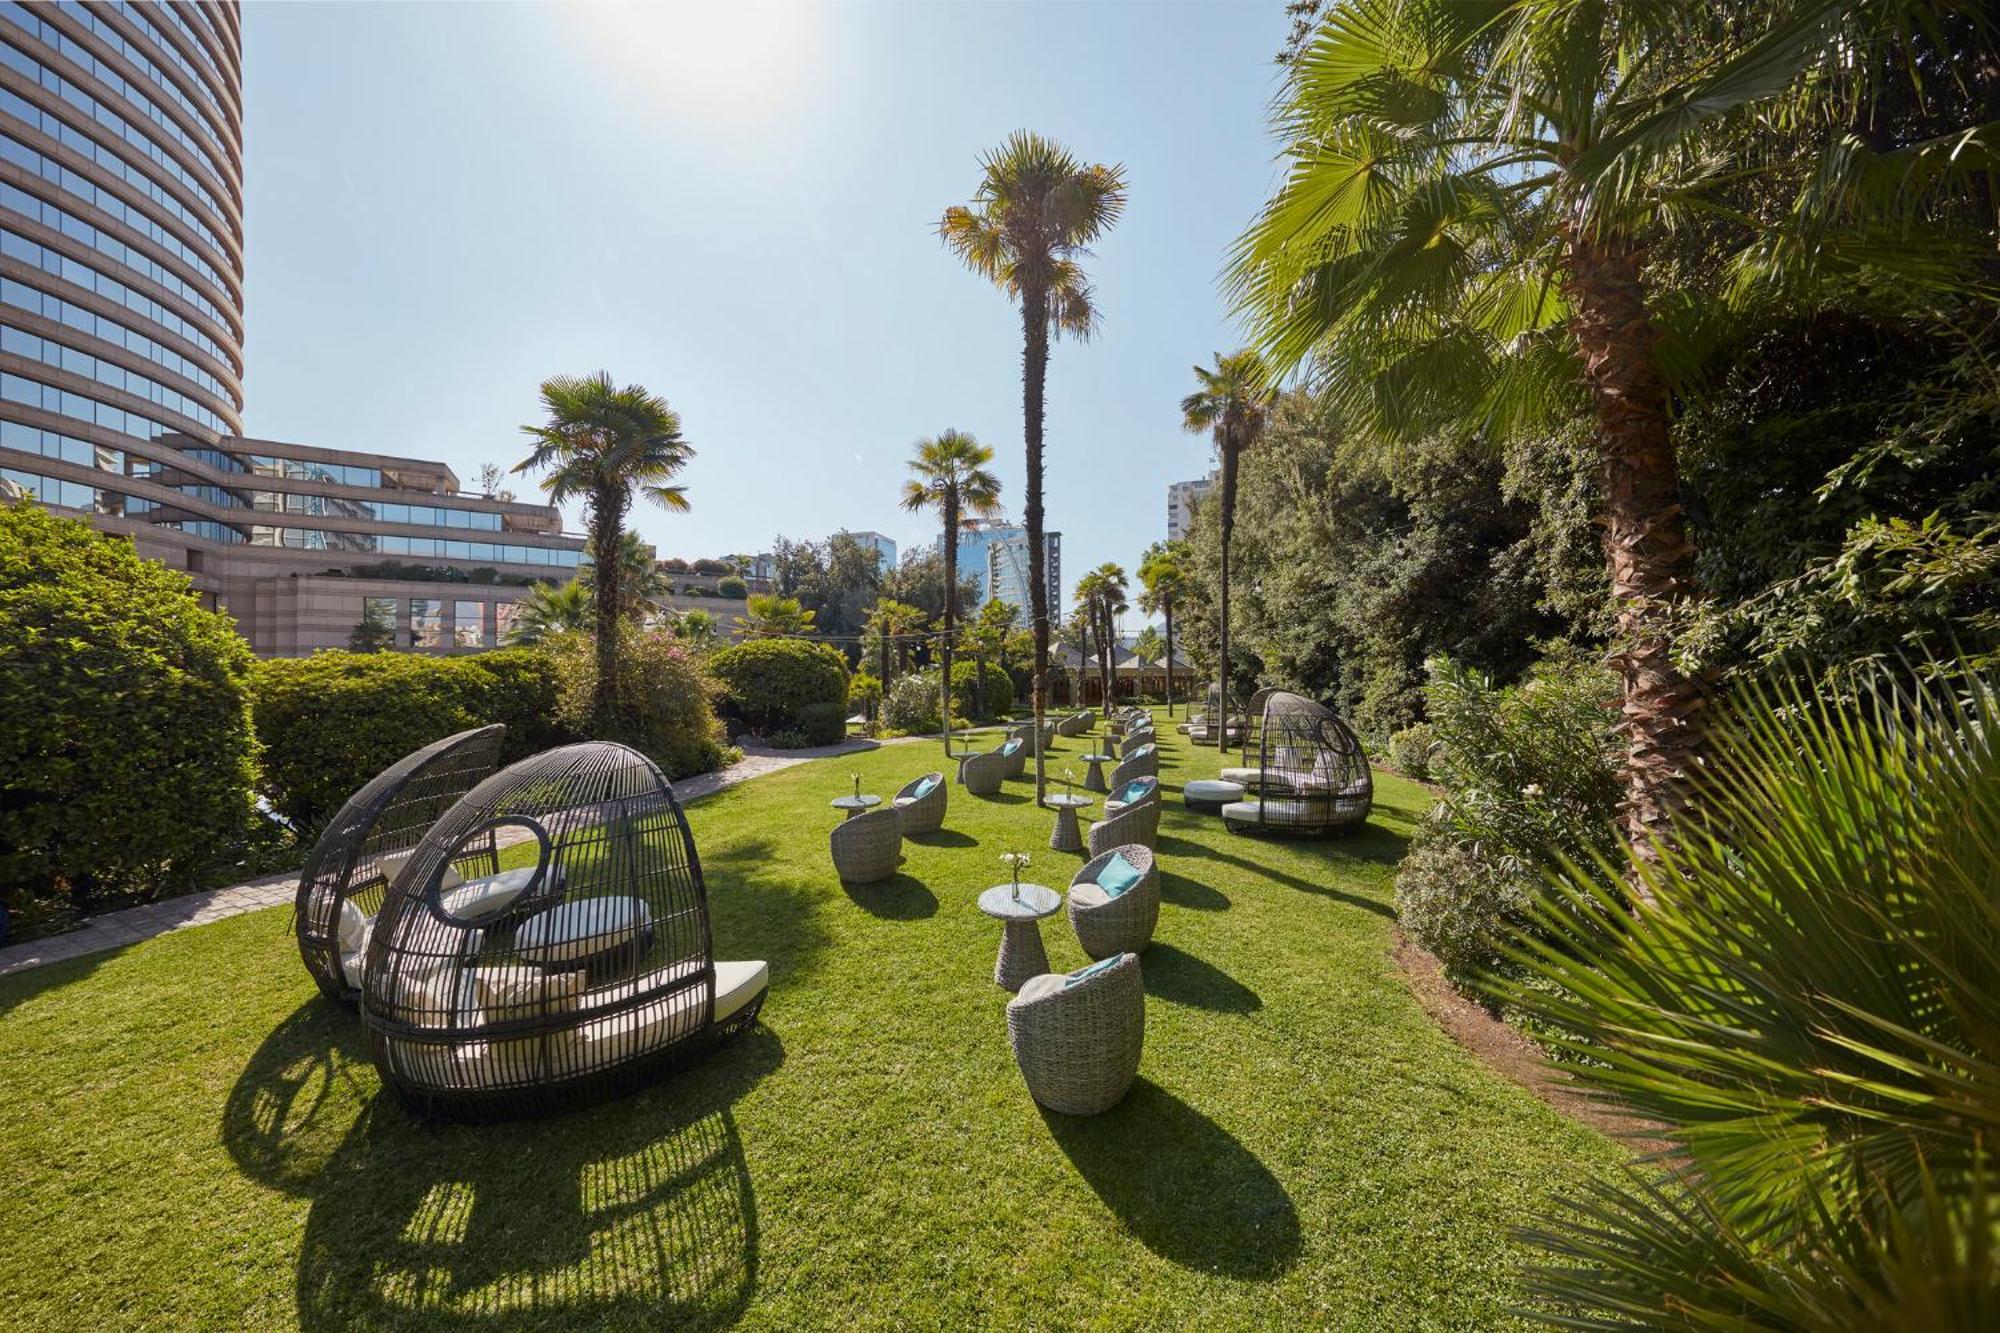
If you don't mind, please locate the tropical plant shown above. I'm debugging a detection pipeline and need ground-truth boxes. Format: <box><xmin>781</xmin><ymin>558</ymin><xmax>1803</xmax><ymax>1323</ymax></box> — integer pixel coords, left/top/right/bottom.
<box><xmin>1182</xmin><ymin>350</ymin><xmax>1274</xmax><ymax>757</ymax></box>
<box><xmin>734</xmin><ymin>592</ymin><xmax>816</xmax><ymax>639</ymax></box>
<box><xmin>941</xmin><ymin>129</ymin><xmax>1127</xmax><ymax>799</ymax></box>
<box><xmin>515</xmin><ymin>372</ymin><xmax>692</xmax><ymax>733</ymax></box>
<box><xmin>580</xmin><ymin>529</ymin><xmax>667</xmax><ymax>622</ymax></box>
<box><xmin>1137</xmin><ymin>541</ymin><xmax>1191</xmax><ymax>714</ymax></box>
<box><xmin>1074</xmin><ymin>562</ymin><xmax>1128</xmax><ymax>714</ymax></box>
<box><xmin>505</xmin><ymin>579</ymin><xmax>592</xmax><ymax>646</ymax></box>
<box><xmin>1230</xmin><ymin>0</ymin><xmax>2000</xmax><ymax>852</ymax></box>
<box><xmin>671</xmin><ymin>607</ymin><xmax>717</xmax><ymax>647</ymax></box>
<box><xmin>716</xmin><ymin>575</ymin><xmax>748</xmax><ymax>600</ymax></box>
<box><xmin>901</xmin><ymin>428</ymin><xmax>1002</xmax><ymax>756</ymax></box>
<box><xmin>547</xmin><ymin>627</ymin><xmax>728</xmax><ymax>779</ymax></box>
<box><xmin>1497</xmin><ymin>664</ymin><xmax>2000</xmax><ymax>1326</ymax></box>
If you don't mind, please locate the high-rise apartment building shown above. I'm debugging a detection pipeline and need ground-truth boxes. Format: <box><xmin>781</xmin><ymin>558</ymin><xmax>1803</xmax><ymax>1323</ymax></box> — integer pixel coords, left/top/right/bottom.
<box><xmin>844</xmin><ymin>529</ymin><xmax>896</xmax><ymax>571</ymax></box>
<box><xmin>936</xmin><ymin>517</ymin><xmax>1017</xmax><ymax>610</ymax></box>
<box><xmin>0</xmin><ymin>2</ymin><xmax>583</xmax><ymax>655</ymax></box>
<box><xmin>1166</xmin><ymin>469</ymin><xmax>1216</xmax><ymax>541</ymax></box>
<box><xmin>987</xmin><ymin>528</ymin><xmax>1060</xmax><ymax>623</ymax></box>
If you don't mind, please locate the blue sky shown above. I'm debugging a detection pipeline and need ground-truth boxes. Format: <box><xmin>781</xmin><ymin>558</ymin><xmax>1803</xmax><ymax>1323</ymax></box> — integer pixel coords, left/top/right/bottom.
<box><xmin>240</xmin><ymin>2</ymin><xmax>1292</xmax><ymax>612</ymax></box>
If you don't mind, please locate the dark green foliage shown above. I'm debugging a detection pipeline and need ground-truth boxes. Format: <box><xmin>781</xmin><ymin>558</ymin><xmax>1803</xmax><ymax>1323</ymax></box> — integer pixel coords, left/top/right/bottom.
<box><xmin>793</xmin><ymin>701</ymin><xmax>849</xmax><ymax>747</ymax></box>
<box><xmin>709</xmin><ymin>638</ymin><xmax>850</xmax><ymax>734</ymax></box>
<box><xmin>548</xmin><ymin>629</ymin><xmax>728</xmax><ymax>780</ymax></box>
<box><xmin>716</xmin><ymin>576</ymin><xmax>748</xmax><ymax>600</ymax></box>
<box><xmin>0</xmin><ymin>505</ymin><xmax>258</xmax><ymax>918</ymax></box>
<box><xmin>1386</xmin><ymin>723</ymin><xmax>1433</xmax><ymax>782</ymax></box>
<box><xmin>1498</xmin><ymin>666</ymin><xmax>2000</xmax><ymax>1327</ymax></box>
<box><xmin>464</xmin><ymin>647</ymin><xmax>568</xmax><ymax>763</ymax></box>
<box><xmin>949</xmin><ymin>658</ymin><xmax>1015</xmax><ymax>722</ymax></box>
<box><xmin>881</xmin><ymin>670</ymin><xmax>944</xmax><ymax>734</ymax></box>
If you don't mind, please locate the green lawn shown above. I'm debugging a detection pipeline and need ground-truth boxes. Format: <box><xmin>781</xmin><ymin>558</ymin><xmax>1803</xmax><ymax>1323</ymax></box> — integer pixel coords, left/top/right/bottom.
<box><xmin>0</xmin><ymin>709</ymin><xmax>1623</xmax><ymax>1330</ymax></box>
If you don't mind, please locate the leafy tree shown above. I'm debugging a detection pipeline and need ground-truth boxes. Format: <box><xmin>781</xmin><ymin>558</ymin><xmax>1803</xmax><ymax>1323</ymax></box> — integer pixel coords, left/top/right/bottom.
<box><xmin>735</xmin><ymin>593</ymin><xmax>816</xmax><ymax>639</ymax></box>
<box><xmin>1137</xmin><ymin>540</ymin><xmax>1191</xmax><ymax>714</ymax></box>
<box><xmin>347</xmin><ymin>598</ymin><xmax>395</xmax><ymax>652</ymax></box>
<box><xmin>1181</xmin><ymin>351</ymin><xmax>1273</xmax><ymax>752</ymax></box>
<box><xmin>942</xmin><ymin>130</ymin><xmax>1127</xmax><ymax>799</ymax></box>
<box><xmin>879</xmin><ymin>549</ymin><xmax>980</xmax><ymax>626</ymax></box>
<box><xmin>505</xmin><ymin>579</ymin><xmax>592</xmax><ymax>647</ymax></box>
<box><xmin>901</xmin><ymin>428</ymin><xmax>1002</xmax><ymax>755</ymax></box>
<box><xmin>473</xmin><ymin>462</ymin><xmax>515</xmax><ymax>503</ymax></box>
<box><xmin>1229</xmin><ymin>0</ymin><xmax>2000</xmax><ymax>851</ymax></box>
<box><xmin>516</xmin><ymin>372</ymin><xmax>692</xmax><ymax>733</ymax></box>
<box><xmin>1132</xmin><ymin>625</ymin><xmax>1163</xmax><ymax>670</ymax></box>
<box><xmin>766</xmin><ymin>533</ymin><xmax>882</xmax><ymax>643</ymax></box>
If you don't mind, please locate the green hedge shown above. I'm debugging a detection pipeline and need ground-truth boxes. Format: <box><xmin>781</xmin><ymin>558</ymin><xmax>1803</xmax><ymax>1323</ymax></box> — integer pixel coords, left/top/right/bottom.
<box><xmin>709</xmin><ymin>638</ymin><xmax>849</xmax><ymax>733</ymax></box>
<box><xmin>547</xmin><ymin>629</ymin><xmax>729</xmax><ymax>779</ymax></box>
<box><xmin>949</xmin><ymin>659</ymin><xmax>1016</xmax><ymax>722</ymax></box>
<box><xmin>0</xmin><ymin>505</ymin><xmax>258</xmax><ymax>921</ymax></box>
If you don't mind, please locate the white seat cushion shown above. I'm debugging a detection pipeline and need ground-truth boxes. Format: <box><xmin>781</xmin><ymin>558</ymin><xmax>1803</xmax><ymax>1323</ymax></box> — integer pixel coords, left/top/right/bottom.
<box><xmin>713</xmin><ymin>958</ymin><xmax>768</xmax><ymax>1021</ymax></box>
<box><xmin>1185</xmin><ymin>779</ymin><xmax>1246</xmax><ymax>801</ymax></box>
<box><xmin>379</xmin><ymin>850</ymin><xmax>464</xmax><ymax>892</ymax></box>
<box><xmin>515</xmin><ymin>895</ymin><xmax>651</xmax><ymax>966</ymax></box>
<box><xmin>1068</xmin><ymin>882</ymin><xmax>1110</xmax><ymax>910</ymax></box>
<box><xmin>1014</xmin><ymin>972</ymin><xmax>1064</xmax><ymax>1004</ymax></box>
<box><xmin>438</xmin><ymin>866</ymin><xmax>538</xmax><ymax>922</ymax></box>
<box><xmin>338</xmin><ymin>917</ymin><xmax>372</xmax><ymax>989</ymax></box>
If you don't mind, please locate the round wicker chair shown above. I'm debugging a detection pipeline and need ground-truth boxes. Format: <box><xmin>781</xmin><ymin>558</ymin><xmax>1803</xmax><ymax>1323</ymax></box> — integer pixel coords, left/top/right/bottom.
<box><xmin>999</xmin><ymin>735</ymin><xmax>1029</xmax><ymax>780</ymax></box>
<box><xmin>1087</xmin><ymin>799</ymin><xmax>1159</xmax><ymax>856</ymax></box>
<box><xmin>1104</xmin><ymin>774</ymin><xmax>1160</xmax><ymax>818</ymax></box>
<box><xmin>831</xmin><ymin>806</ymin><xmax>904</xmax><ymax>884</ymax></box>
<box><xmin>1006</xmin><ymin>952</ymin><xmax>1144</xmax><ymax>1115</ymax></box>
<box><xmin>1066</xmin><ymin>845</ymin><xmax>1159</xmax><ymax>959</ymax></box>
<box><xmin>1118</xmin><ymin>729</ymin><xmax>1156</xmax><ymax>759</ymax></box>
<box><xmin>1108</xmin><ymin>747</ymin><xmax>1156</xmax><ymax>789</ymax></box>
<box><xmin>892</xmin><ymin>771</ymin><xmax>947</xmax><ymax>835</ymax></box>
<box><xmin>359</xmin><ymin>741</ymin><xmax>767</xmax><ymax>1121</ymax></box>
<box><xmin>1220</xmin><ymin>691</ymin><xmax>1373</xmax><ymax>837</ymax></box>
<box><xmin>295</xmin><ymin>724</ymin><xmax>507</xmax><ymax>1006</ymax></box>
<box><xmin>959</xmin><ymin>748</ymin><xmax>1008</xmax><ymax>796</ymax></box>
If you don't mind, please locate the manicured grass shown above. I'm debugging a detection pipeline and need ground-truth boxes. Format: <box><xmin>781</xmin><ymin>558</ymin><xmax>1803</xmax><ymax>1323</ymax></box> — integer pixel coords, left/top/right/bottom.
<box><xmin>0</xmin><ymin>709</ymin><xmax>1623</xmax><ymax>1329</ymax></box>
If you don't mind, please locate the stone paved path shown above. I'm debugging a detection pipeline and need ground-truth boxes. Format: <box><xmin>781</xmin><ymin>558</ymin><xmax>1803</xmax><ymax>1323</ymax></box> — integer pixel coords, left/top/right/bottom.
<box><xmin>0</xmin><ymin>735</ymin><xmax>916</xmax><ymax>980</ymax></box>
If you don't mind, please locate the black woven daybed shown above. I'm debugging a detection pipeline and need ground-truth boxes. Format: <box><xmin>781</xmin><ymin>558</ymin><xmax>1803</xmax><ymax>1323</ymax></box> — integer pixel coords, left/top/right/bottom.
<box><xmin>294</xmin><ymin>724</ymin><xmax>507</xmax><ymax>1005</ymax></box>
<box><xmin>1220</xmin><ymin>692</ymin><xmax>1372</xmax><ymax>837</ymax></box>
<box><xmin>359</xmin><ymin>741</ymin><xmax>768</xmax><ymax>1121</ymax></box>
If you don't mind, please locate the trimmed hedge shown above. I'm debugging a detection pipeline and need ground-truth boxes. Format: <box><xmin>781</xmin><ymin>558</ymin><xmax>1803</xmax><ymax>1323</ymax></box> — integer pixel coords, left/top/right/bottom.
<box><xmin>709</xmin><ymin>638</ymin><xmax>849</xmax><ymax>734</ymax></box>
<box><xmin>949</xmin><ymin>659</ymin><xmax>1015</xmax><ymax>722</ymax></box>
<box><xmin>547</xmin><ymin>629</ymin><xmax>730</xmax><ymax>779</ymax></box>
<box><xmin>0</xmin><ymin>505</ymin><xmax>258</xmax><ymax>920</ymax></box>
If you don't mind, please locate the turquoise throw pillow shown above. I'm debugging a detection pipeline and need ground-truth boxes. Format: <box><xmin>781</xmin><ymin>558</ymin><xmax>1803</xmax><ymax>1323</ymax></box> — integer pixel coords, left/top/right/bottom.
<box><xmin>1064</xmin><ymin>956</ymin><xmax>1121</xmax><ymax>987</ymax></box>
<box><xmin>1097</xmin><ymin>852</ymin><xmax>1142</xmax><ymax>898</ymax></box>
<box><xmin>1002</xmin><ymin>738</ymin><xmax>1022</xmax><ymax>756</ymax></box>
<box><xmin>912</xmin><ymin>775</ymin><xmax>939</xmax><ymax>799</ymax></box>
<box><xmin>1119</xmin><ymin>779</ymin><xmax>1152</xmax><ymax>804</ymax></box>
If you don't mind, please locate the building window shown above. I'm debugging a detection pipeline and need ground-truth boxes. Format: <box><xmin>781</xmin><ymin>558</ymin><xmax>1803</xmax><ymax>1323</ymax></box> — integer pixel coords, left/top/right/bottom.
<box><xmin>495</xmin><ymin>601</ymin><xmax>520</xmax><ymax>645</ymax></box>
<box><xmin>453</xmin><ymin>600</ymin><xmax>484</xmax><ymax>649</ymax></box>
<box><xmin>410</xmin><ymin>598</ymin><xmax>443</xmax><ymax>649</ymax></box>
<box><xmin>360</xmin><ymin>597</ymin><xmax>398</xmax><ymax>649</ymax></box>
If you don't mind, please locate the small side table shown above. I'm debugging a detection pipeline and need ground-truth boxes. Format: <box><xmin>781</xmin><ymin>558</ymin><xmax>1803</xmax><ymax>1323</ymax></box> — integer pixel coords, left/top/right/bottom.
<box><xmin>1044</xmin><ymin>793</ymin><xmax>1094</xmax><ymax>852</ymax></box>
<box><xmin>978</xmin><ymin>883</ymin><xmax>1060</xmax><ymax>991</ymax></box>
<box><xmin>1080</xmin><ymin>753</ymin><xmax>1114</xmax><ymax>793</ymax></box>
<box><xmin>830</xmin><ymin>794</ymin><xmax>881</xmax><ymax>821</ymax></box>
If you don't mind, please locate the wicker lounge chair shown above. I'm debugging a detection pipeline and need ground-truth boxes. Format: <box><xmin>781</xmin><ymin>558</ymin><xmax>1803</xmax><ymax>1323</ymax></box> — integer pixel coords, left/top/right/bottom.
<box><xmin>1006</xmin><ymin>952</ymin><xmax>1144</xmax><ymax>1114</ymax></box>
<box><xmin>892</xmin><ymin>771</ymin><xmax>947</xmax><ymax>835</ymax></box>
<box><xmin>1067</xmin><ymin>846</ymin><xmax>1159</xmax><ymax>959</ymax></box>
<box><xmin>1087</xmin><ymin>799</ymin><xmax>1159</xmax><ymax>855</ymax></box>
<box><xmin>1056</xmin><ymin>711</ymin><xmax>1092</xmax><ymax>737</ymax></box>
<box><xmin>1219</xmin><ymin>691</ymin><xmax>1373</xmax><ymax>837</ymax></box>
<box><xmin>999</xmin><ymin>735</ymin><xmax>1029</xmax><ymax>780</ymax></box>
<box><xmin>1118</xmin><ymin>729</ymin><xmax>1156</xmax><ymax>759</ymax></box>
<box><xmin>294</xmin><ymin>724</ymin><xmax>507</xmax><ymax>1006</ymax></box>
<box><xmin>1108</xmin><ymin>747</ymin><xmax>1156</xmax><ymax>788</ymax></box>
<box><xmin>1103</xmin><ymin>774</ymin><xmax>1160</xmax><ymax>818</ymax></box>
<box><xmin>359</xmin><ymin>741</ymin><xmax>767</xmax><ymax>1121</ymax></box>
<box><xmin>832</xmin><ymin>806</ymin><xmax>903</xmax><ymax>883</ymax></box>
<box><xmin>959</xmin><ymin>748</ymin><xmax>1008</xmax><ymax>796</ymax></box>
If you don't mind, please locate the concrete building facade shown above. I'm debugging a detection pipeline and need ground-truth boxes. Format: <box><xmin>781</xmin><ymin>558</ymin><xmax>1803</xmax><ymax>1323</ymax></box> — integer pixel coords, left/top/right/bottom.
<box><xmin>987</xmin><ymin>528</ymin><xmax>1060</xmax><ymax>622</ymax></box>
<box><xmin>1166</xmin><ymin>469</ymin><xmax>1217</xmax><ymax>542</ymax></box>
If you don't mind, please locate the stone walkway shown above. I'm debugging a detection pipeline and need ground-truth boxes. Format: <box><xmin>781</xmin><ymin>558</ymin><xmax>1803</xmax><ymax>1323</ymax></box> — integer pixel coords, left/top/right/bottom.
<box><xmin>0</xmin><ymin>735</ymin><xmax>915</xmax><ymax>980</ymax></box>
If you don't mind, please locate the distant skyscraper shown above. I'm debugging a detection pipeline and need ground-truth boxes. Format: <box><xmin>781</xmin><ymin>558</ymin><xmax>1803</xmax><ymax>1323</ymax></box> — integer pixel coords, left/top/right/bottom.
<box><xmin>987</xmin><ymin>529</ymin><xmax>1060</xmax><ymax>623</ymax></box>
<box><xmin>1166</xmin><ymin>469</ymin><xmax>1218</xmax><ymax>541</ymax></box>
<box><xmin>937</xmin><ymin>517</ymin><xmax>1021</xmax><ymax>609</ymax></box>
<box><xmin>844</xmin><ymin>529</ymin><xmax>896</xmax><ymax>571</ymax></box>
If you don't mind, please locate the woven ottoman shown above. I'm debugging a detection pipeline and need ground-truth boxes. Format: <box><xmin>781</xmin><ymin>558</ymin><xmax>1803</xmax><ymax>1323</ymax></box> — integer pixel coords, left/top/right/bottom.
<box><xmin>1183</xmin><ymin>778</ymin><xmax>1244</xmax><ymax>815</ymax></box>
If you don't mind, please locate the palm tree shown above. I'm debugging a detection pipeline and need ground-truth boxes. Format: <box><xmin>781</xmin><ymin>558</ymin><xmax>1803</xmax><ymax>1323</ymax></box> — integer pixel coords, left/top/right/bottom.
<box><xmin>1074</xmin><ymin>562</ymin><xmax>1128</xmax><ymax>714</ymax></box>
<box><xmin>505</xmin><ymin>579</ymin><xmax>592</xmax><ymax>646</ymax></box>
<box><xmin>1228</xmin><ymin>2</ymin><xmax>1985</xmax><ymax>849</ymax></box>
<box><xmin>1181</xmin><ymin>352</ymin><xmax>1273</xmax><ymax>751</ymax></box>
<box><xmin>901</xmin><ymin>429</ymin><xmax>1002</xmax><ymax>757</ymax></box>
<box><xmin>516</xmin><ymin>372</ymin><xmax>691</xmax><ymax>732</ymax></box>
<box><xmin>863</xmin><ymin>598</ymin><xmax>928</xmax><ymax>686</ymax></box>
<box><xmin>735</xmin><ymin>593</ymin><xmax>815</xmax><ymax>639</ymax></box>
<box><xmin>671</xmin><ymin>607</ymin><xmax>717</xmax><ymax>648</ymax></box>
<box><xmin>1137</xmin><ymin>542</ymin><xmax>1190</xmax><ymax>716</ymax></box>
<box><xmin>941</xmin><ymin>130</ymin><xmax>1127</xmax><ymax>801</ymax></box>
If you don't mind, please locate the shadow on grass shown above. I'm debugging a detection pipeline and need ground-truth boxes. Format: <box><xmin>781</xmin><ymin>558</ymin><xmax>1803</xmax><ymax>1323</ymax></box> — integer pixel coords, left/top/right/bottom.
<box><xmin>909</xmin><ymin>829</ymin><xmax>977</xmax><ymax>849</ymax></box>
<box><xmin>294</xmin><ymin>1027</ymin><xmax>783</xmax><ymax>1332</ymax></box>
<box><xmin>1157</xmin><ymin>871</ymin><xmax>1229</xmax><ymax>912</ymax></box>
<box><xmin>1143</xmin><ymin>943</ymin><xmax>1260</xmax><ymax>1012</ymax></box>
<box><xmin>221</xmin><ymin>998</ymin><xmax>376</xmax><ymax>1195</ymax></box>
<box><xmin>1159</xmin><ymin>833</ymin><xmax>1401</xmax><ymax>920</ymax></box>
<box><xmin>0</xmin><ymin>943</ymin><xmax>123</xmax><ymax>1018</ymax></box>
<box><xmin>841</xmin><ymin>873</ymin><xmax>937</xmax><ymax>920</ymax></box>
<box><xmin>1042</xmin><ymin>1078</ymin><xmax>1299</xmax><ymax>1278</ymax></box>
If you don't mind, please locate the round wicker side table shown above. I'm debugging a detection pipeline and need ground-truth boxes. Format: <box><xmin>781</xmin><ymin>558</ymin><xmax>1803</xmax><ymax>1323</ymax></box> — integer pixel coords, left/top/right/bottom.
<box><xmin>1044</xmin><ymin>794</ymin><xmax>1094</xmax><ymax>852</ymax></box>
<box><xmin>977</xmin><ymin>883</ymin><xmax>1060</xmax><ymax>991</ymax></box>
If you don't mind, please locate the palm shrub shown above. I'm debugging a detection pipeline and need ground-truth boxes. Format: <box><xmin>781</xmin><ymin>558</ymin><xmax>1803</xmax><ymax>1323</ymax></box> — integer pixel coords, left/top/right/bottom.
<box><xmin>0</xmin><ymin>505</ymin><xmax>258</xmax><ymax>924</ymax></box>
<box><xmin>1498</xmin><ymin>666</ymin><xmax>2000</xmax><ymax>1326</ymax></box>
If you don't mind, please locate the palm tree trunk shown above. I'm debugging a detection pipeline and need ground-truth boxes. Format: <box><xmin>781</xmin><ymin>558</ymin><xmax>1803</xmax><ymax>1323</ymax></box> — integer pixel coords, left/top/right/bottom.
<box><xmin>941</xmin><ymin>494</ymin><xmax>957</xmax><ymax>756</ymax></box>
<box><xmin>1217</xmin><ymin>438</ymin><xmax>1237</xmax><ymax>750</ymax></box>
<box><xmin>1164</xmin><ymin>597</ymin><xmax>1175</xmax><ymax>717</ymax></box>
<box><xmin>592</xmin><ymin>485</ymin><xmax>625</xmax><ymax>737</ymax></box>
<box><xmin>1021</xmin><ymin>280</ymin><xmax>1051</xmax><ymax>802</ymax></box>
<box><xmin>1565</xmin><ymin>234</ymin><xmax>1704</xmax><ymax>858</ymax></box>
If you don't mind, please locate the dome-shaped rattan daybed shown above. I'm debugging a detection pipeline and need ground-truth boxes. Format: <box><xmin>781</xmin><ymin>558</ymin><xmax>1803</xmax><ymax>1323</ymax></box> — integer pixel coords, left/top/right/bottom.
<box><xmin>359</xmin><ymin>741</ymin><xmax>768</xmax><ymax>1121</ymax></box>
<box><xmin>295</xmin><ymin>724</ymin><xmax>508</xmax><ymax>1005</ymax></box>
<box><xmin>1220</xmin><ymin>692</ymin><xmax>1372</xmax><ymax>837</ymax></box>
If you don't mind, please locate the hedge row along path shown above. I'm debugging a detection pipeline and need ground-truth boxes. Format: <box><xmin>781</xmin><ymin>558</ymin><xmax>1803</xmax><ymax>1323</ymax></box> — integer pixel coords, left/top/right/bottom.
<box><xmin>0</xmin><ymin>735</ymin><xmax>915</xmax><ymax>980</ymax></box>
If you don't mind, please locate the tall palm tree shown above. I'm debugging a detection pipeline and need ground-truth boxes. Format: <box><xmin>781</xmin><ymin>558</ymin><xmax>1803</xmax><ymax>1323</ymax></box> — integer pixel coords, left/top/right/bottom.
<box><xmin>1075</xmin><ymin>562</ymin><xmax>1128</xmax><ymax>714</ymax></box>
<box><xmin>1181</xmin><ymin>352</ymin><xmax>1273</xmax><ymax>751</ymax></box>
<box><xmin>941</xmin><ymin>130</ymin><xmax>1127</xmax><ymax>801</ymax></box>
<box><xmin>864</xmin><ymin>598</ymin><xmax>928</xmax><ymax>687</ymax></box>
<box><xmin>516</xmin><ymin>372</ymin><xmax>691</xmax><ymax>732</ymax></box>
<box><xmin>901</xmin><ymin>429</ymin><xmax>1002</xmax><ymax>757</ymax></box>
<box><xmin>1229</xmin><ymin>1</ymin><xmax>1986</xmax><ymax>850</ymax></box>
<box><xmin>505</xmin><ymin>578</ymin><xmax>592</xmax><ymax>647</ymax></box>
<box><xmin>1137</xmin><ymin>543</ymin><xmax>1189</xmax><ymax>716</ymax></box>
<box><xmin>581</xmin><ymin>529</ymin><xmax>667</xmax><ymax>624</ymax></box>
